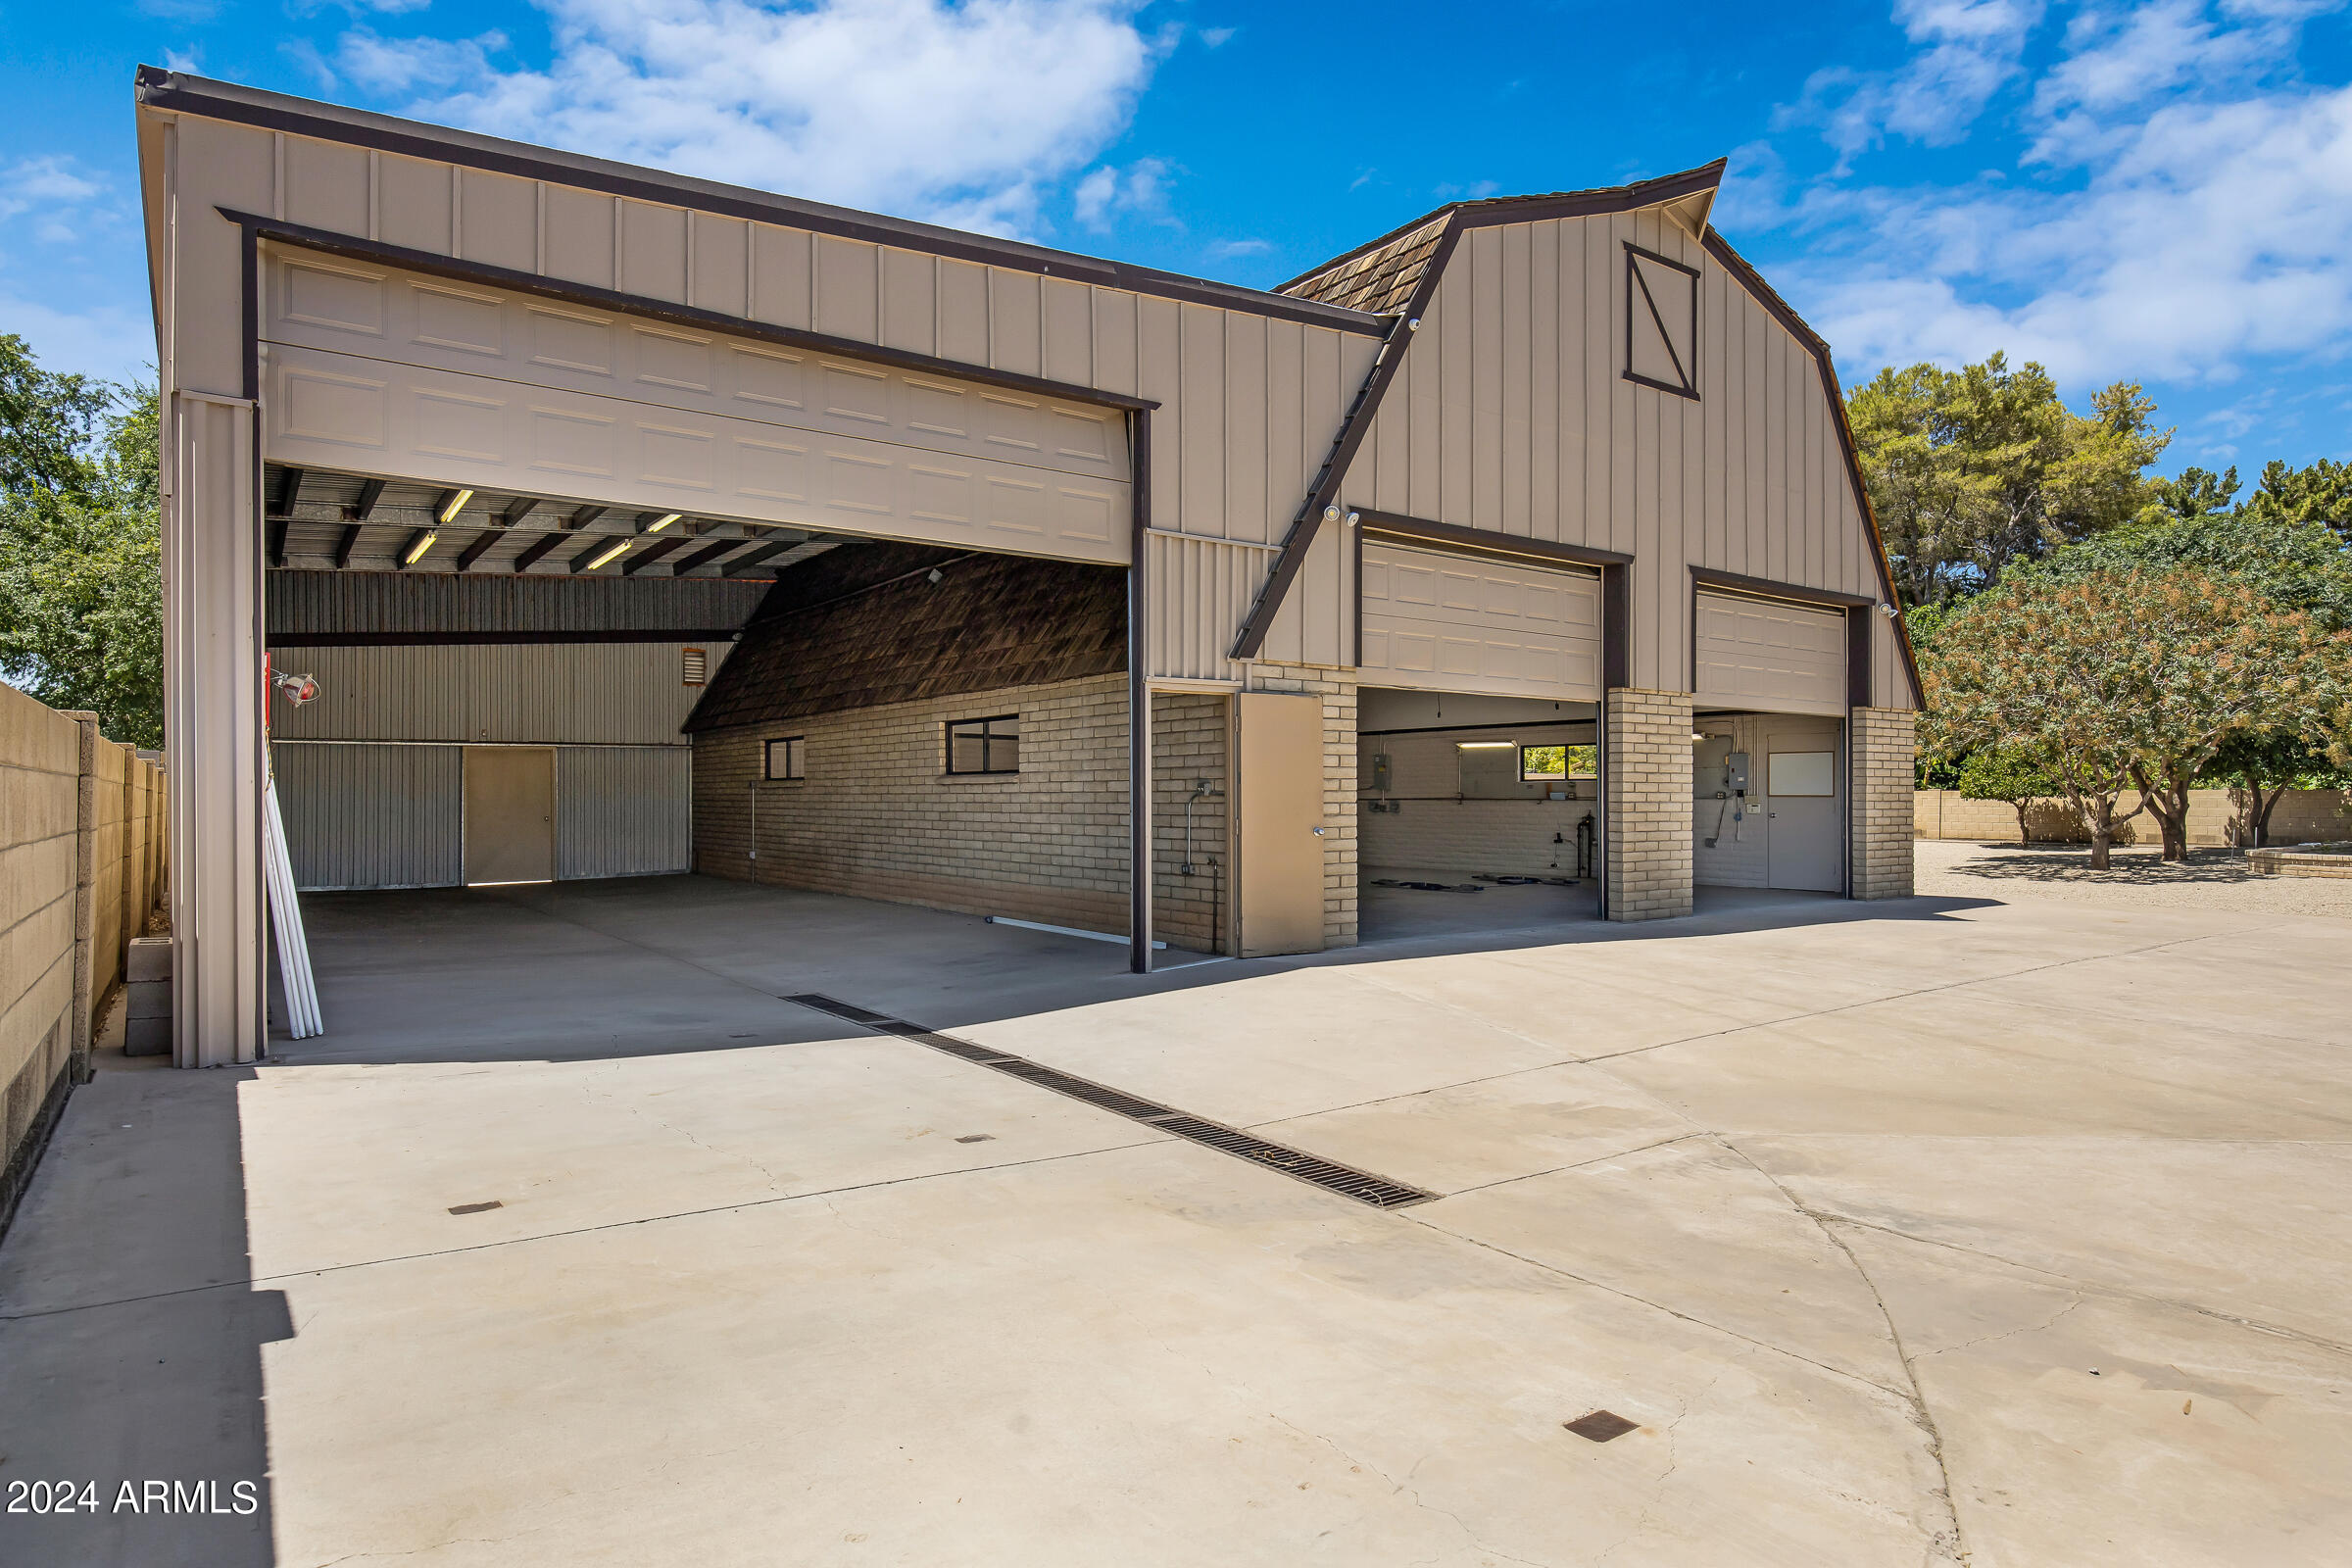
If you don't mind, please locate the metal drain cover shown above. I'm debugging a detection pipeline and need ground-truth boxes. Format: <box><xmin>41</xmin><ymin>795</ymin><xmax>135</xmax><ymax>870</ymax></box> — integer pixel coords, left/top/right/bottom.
<box><xmin>1565</xmin><ymin>1410</ymin><xmax>1638</xmax><ymax>1443</ymax></box>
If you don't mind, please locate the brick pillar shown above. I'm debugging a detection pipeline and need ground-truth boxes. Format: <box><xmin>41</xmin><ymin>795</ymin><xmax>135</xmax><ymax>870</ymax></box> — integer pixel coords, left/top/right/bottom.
<box><xmin>1604</xmin><ymin>688</ymin><xmax>1692</xmax><ymax>922</ymax></box>
<box><xmin>1849</xmin><ymin>707</ymin><xmax>1918</xmax><ymax>900</ymax></box>
<box><xmin>1245</xmin><ymin>662</ymin><xmax>1358</xmax><ymax>949</ymax></box>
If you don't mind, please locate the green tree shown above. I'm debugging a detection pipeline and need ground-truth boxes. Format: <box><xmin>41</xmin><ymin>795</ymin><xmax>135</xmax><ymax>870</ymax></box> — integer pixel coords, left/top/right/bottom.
<box><xmin>1846</xmin><ymin>353</ymin><xmax>2170</xmax><ymax>608</ymax></box>
<box><xmin>0</xmin><ymin>335</ymin><xmax>163</xmax><ymax>747</ymax></box>
<box><xmin>2144</xmin><ymin>464</ymin><xmax>2239</xmax><ymax>524</ymax></box>
<box><xmin>1922</xmin><ymin>568</ymin><xmax>2352</xmax><ymax>869</ymax></box>
<box><xmin>2242</xmin><ymin>457</ymin><xmax>2352</xmax><ymax>545</ymax></box>
<box><xmin>1957</xmin><ymin>746</ymin><xmax>2058</xmax><ymax>845</ymax></box>
<box><xmin>2029</xmin><ymin>505</ymin><xmax>2352</xmax><ymax>849</ymax></box>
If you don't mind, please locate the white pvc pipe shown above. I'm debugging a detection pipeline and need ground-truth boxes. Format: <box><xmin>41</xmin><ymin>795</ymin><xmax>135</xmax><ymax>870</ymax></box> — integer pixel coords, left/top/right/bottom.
<box><xmin>986</xmin><ymin>915</ymin><xmax>1167</xmax><ymax>950</ymax></box>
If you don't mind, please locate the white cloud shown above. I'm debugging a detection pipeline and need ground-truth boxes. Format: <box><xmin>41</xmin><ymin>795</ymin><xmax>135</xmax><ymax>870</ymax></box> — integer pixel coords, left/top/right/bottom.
<box><xmin>354</xmin><ymin>0</ymin><xmax>1161</xmax><ymax>236</ymax></box>
<box><xmin>1072</xmin><ymin>156</ymin><xmax>1173</xmax><ymax>228</ymax></box>
<box><xmin>1782</xmin><ymin>0</ymin><xmax>2046</xmax><ymax>166</ymax></box>
<box><xmin>1743</xmin><ymin>1</ymin><xmax>2352</xmax><ymax>390</ymax></box>
<box><xmin>0</xmin><ymin>292</ymin><xmax>155</xmax><ymax>387</ymax></box>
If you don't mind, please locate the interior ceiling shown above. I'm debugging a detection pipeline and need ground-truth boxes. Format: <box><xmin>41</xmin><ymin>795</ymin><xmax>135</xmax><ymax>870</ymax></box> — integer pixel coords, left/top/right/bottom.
<box><xmin>265</xmin><ymin>464</ymin><xmax>845</xmax><ymax>581</ymax></box>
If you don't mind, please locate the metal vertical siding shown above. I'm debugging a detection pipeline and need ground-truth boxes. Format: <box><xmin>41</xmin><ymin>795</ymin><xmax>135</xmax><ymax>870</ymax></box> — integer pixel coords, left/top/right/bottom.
<box><xmin>268</xmin><ymin>642</ymin><xmax>725</xmax><ymax>744</ymax></box>
<box><xmin>557</xmin><ymin>747</ymin><xmax>692</xmax><ymax>878</ymax></box>
<box><xmin>273</xmin><ymin>742</ymin><xmax>463</xmax><ymax>890</ymax></box>
<box><xmin>1334</xmin><ymin>208</ymin><xmax>1899</xmax><ymax>702</ymax></box>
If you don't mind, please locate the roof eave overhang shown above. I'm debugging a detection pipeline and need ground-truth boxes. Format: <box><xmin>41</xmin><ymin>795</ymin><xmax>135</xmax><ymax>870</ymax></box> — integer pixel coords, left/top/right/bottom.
<box><xmin>132</xmin><ymin>66</ymin><xmax>1388</xmax><ymax>339</ymax></box>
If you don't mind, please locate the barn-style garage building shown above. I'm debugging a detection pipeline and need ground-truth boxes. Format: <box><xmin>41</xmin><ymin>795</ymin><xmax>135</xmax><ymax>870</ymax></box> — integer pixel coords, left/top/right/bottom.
<box><xmin>136</xmin><ymin>67</ymin><xmax>1918</xmax><ymax>1067</ymax></box>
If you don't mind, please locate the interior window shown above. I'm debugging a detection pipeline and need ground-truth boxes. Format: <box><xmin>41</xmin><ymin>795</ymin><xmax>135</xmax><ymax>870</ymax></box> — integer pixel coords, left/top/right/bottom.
<box><xmin>1767</xmin><ymin>751</ymin><xmax>1835</xmax><ymax>797</ymax></box>
<box><xmin>946</xmin><ymin>715</ymin><xmax>1021</xmax><ymax>775</ymax></box>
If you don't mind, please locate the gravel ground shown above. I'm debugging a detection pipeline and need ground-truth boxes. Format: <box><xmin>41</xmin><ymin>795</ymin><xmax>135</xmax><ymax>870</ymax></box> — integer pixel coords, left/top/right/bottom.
<box><xmin>1912</xmin><ymin>836</ymin><xmax>2352</xmax><ymax>918</ymax></box>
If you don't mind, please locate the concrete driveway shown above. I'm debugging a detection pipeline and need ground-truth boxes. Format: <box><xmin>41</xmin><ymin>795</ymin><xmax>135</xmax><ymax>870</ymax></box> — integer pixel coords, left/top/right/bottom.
<box><xmin>3</xmin><ymin>871</ymin><xmax>2348</xmax><ymax>1565</ymax></box>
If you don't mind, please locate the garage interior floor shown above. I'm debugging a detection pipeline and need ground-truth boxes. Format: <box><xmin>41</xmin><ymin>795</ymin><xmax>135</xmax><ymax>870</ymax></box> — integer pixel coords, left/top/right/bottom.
<box><xmin>1360</xmin><ymin>864</ymin><xmax>1837</xmax><ymax>941</ymax></box>
<box><xmin>7</xmin><ymin>870</ymin><xmax>2350</xmax><ymax>1565</ymax></box>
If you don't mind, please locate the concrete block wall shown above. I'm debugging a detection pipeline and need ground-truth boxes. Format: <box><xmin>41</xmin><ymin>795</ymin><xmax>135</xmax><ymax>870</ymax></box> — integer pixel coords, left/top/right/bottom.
<box><xmin>1358</xmin><ymin>723</ymin><xmax>1597</xmax><ymax>875</ymax></box>
<box><xmin>1850</xmin><ymin>708</ymin><xmax>1918</xmax><ymax>900</ymax></box>
<box><xmin>1604</xmin><ymin>688</ymin><xmax>1693</xmax><ymax>921</ymax></box>
<box><xmin>1</xmin><ymin>684</ymin><xmax>167</xmax><ymax>1236</ymax></box>
<box><xmin>1914</xmin><ymin>787</ymin><xmax>2352</xmax><ymax>847</ymax></box>
<box><xmin>1246</xmin><ymin>662</ymin><xmax>1358</xmax><ymax>949</ymax></box>
<box><xmin>1152</xmin><ymin>693</ymin><xmax>1228</xmax><ymax>953</ymax></box>
<box><xmin>695</xmin><ymin>673</ymin><xmax>1132</xmax><ymax>932</ymax></box>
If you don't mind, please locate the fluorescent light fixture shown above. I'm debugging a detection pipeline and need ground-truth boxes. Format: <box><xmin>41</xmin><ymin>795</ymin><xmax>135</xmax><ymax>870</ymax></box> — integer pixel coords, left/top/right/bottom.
<box><xmin>405</xmin><ymin>529</ymin><xmax>438</xmax><ymax>564</ymax></box>
<box><xmin>437</xmin><ymin>488</ymin><xmax>474</xmax><ymax>523</ymax></box>
<box><xmin>1691</xmin><ymin>732</ymin><xmax>1707</xmax><ymax>742</ymax></box>
<box><xmin>648</xmin><ymin>513</ymin><xmax>681</xmax><ymax>533</ymax></box>
<box><xmin>586</xmin><ymin>539</ymin><xmax>632</xmax><ymax>570</ymax></box>
<box><xmin>1456</xmin><ymin>741</ymin><xmax>1516</xmax><ymax>750</ymax></box>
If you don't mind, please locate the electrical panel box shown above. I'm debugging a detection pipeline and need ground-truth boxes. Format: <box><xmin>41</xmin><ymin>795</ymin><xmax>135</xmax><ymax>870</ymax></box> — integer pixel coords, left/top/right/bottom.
<box><xmin>1726</xmin><ymin>751</ymin><xmax>1750</xmax><ymax>793</ymax></box>
<box><xmin>1368</xmin><ymin>753</ymin><xmax>1392</xmax><ymax>792</ymax></box>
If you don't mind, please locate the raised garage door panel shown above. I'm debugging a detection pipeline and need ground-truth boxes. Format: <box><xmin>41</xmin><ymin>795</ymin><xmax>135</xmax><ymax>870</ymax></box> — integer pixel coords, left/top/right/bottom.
<box><xmin>1358</xmin><ymin>543</ymin><xmax>1601</xmax><ymax>699</ymax></box>
<box><xmin>259</xmin><ymin>247</ymin><xmax>1130</xmax><ymax>566</ymax></box>
<box><xmin>1694</xmin><ymin>591</ymin><xmax>1846</xmax><ymax>716</ymax></box>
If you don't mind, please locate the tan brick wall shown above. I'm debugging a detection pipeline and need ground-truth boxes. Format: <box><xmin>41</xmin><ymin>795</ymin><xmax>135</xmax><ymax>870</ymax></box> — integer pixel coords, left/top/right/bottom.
<box><xmin>694</xmin><ymin>674</ymin><xmax>1134</xmax><ymax>932</ymax></box>
<box><xmin>1850</xmin><ymin>707</ymin><xmax>1917</xmax><ymax>900</ymax></box>
<box><xmin>1604</xmin><ymin>688</ymin><xmax>1693</xmax><ymax>922</ymax></box>
<box><xmin>1245</xmin><ymin>662</ymin><xmax>1357</xmax><ymax>949</ymax></box>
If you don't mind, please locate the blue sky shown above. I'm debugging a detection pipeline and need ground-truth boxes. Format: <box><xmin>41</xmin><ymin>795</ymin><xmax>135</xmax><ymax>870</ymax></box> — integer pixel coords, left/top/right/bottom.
<box><xmin>5</xmin><ymin>0</ymin><xmax>2350</xmax><ymax>475</ymax></box>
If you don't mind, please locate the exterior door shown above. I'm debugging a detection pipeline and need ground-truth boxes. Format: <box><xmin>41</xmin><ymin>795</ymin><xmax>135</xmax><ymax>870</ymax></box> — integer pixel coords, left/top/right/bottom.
<box><xmin>464</xmin><ymin>747</ymin><xmax>555</xmax><ymax>885</ymax></box>
<box><xmin>1762</xmin><ymin>723</ymin><xmax>1841</xmax><ymax>893</ymax></box>
<box><xmin>1232</xmin><ymin>693</ymin><xmax>1324</xmax><ymax>957</ymax></box>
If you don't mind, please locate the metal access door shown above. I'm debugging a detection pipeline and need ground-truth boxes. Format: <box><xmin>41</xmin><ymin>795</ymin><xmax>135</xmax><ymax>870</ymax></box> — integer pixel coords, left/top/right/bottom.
<box><xmin>1762</xmin><ymin>721</ymin><xmax>1842</xmax><ymax>893</ymax></box>
<box><xmin>464</xmin><ymin>747</ymin><xmax>555</xmax><ymax>885</ymax></box>
<box><xmin>1232</xmin><ymin>693</ymin><xmax>1324</xmax><ymax>957</ymax></box>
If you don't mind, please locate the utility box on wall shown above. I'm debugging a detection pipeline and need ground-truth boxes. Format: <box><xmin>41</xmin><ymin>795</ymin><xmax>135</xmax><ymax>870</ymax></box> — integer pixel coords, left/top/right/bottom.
<box><xmin>1231</xmin><ymin>693</ymin><xmax>1324</xmax><ymax>957</ymax></box>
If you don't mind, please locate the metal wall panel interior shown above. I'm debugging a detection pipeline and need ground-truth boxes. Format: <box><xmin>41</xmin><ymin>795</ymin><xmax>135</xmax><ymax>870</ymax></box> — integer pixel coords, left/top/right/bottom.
<box><xmin>267</xmin><ymin>641</ymin><xmax>725</xmax><ymax>745</ymax></box>
<box><xmin>1692</xmin><ymin>590</ymin><xmax>1846</xmax><ymax>716</ymax></box>
<box><xmin>1357</xmin><ymin>542</ymin><xmax>1601</xmax><ymax>700</ymax></box>
<box><xmin>558</xmin><ymin>746</ymin><xmax>691</xmax><ymax>879</ymax></box>
<box><xmin>267</xmin><ymin>570</ymin><xmax>771</xmax><ymax>637</ymax></box>
<box><xmin>272</xmin><ymin>741</ymin><xmax>463</xmax><ymax>891</ymax></box>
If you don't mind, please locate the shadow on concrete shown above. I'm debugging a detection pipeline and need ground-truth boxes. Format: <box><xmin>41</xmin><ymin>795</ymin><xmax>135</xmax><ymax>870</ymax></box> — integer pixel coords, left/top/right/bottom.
<box><xmin>1938</xmin><ymin>845</ymin><xmax>2256</xmax><ymax>886</ymax></box>
<box><xmin>263</xmin><ymin>873</ymin><xmax>2000</xmax><ymax>1067</ymax></box>
<box><xmin>0</xmin><ymin>1041</ymin><xmax>283</xmax><ymax>1566</ymax></box>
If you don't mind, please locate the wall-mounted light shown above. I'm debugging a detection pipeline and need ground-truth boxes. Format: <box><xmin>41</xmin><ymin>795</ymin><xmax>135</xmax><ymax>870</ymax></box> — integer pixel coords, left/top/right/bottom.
<box><xmin>586</xmin><ymin>539</ymin><xmax>632</xmax><ymax>570</ymax></box>
<box><xmin>648</xmin><ymin>513</ymin><xmax>682</xmax><ymax>533</ymax></box>
<box><xmin>405</xmin><ymin>529</ymin><xmax>438</xmax><ymax>564</ymax></box>
<box><xmin>436</xmin><ymin>488</ymin><xmax>474</xmax><ymax>524</ymax></box>
<box><xmin>1878</xmin><ymin>602</ymin><xmax>1898</xmax><ymax>618</ymax></box>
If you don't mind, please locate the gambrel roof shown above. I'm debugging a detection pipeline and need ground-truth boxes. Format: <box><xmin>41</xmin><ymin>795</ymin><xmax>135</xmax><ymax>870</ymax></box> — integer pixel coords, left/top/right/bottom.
<box><xmin>1279</xmin><ymin>162</ymin><xmax>1727</xmax><ymax>314</ymax></box>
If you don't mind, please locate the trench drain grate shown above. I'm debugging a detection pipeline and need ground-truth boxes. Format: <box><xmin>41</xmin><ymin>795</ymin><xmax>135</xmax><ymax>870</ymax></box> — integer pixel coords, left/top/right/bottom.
<box><xmin>784</xmin><ymin>993</ymin><xmax>1435</xmax><ymax>1210</ymax></box>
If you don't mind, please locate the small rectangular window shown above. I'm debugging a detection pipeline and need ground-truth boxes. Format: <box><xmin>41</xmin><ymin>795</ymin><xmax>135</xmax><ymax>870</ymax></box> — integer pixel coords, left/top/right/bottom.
<box><xmin>947</xmin><ymin>714</ymin><xmax>1021</xmax><ymax>775</ymax></box>
<box><xmin>1520</xmin><ymin>743</ymin><xmax>1596</xmax><ymax>781</ymax></box>
<box><xmin>682</xmin><ymin>647</ymin><xmax>708</xmax><ymax>686</ymax></box>
<box><xmin>764</xmin><ymin>736</ymin><xmax>805</xmax><ymax>780</ymax></box>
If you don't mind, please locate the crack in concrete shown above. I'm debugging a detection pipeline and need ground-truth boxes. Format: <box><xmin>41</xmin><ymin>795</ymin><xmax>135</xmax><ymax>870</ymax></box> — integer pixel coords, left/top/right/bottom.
<box><xmin>576</xmin><ymin>1076</ymin><xmax>792</xmax><ymax>1195</ymax></box>
<box><xmin>1712</xmin><ymin>1139</ymin><xmax>1968</xmax><ymax>1567</ymax></box>
<box><xmin>1920</xmin><ymin>1297</ymin><xmax>2085</xmax><ymax>1360</ymax></box>
<box><xmin>1791</xmin><ymin>1210</ymin><xmax>2352</xmax><ymax>1363</ymax></box>
<box><xmin>1401</xmin><ymin>1213</ymin><xmax>1912</xmax><ymax>1400</ymax></box>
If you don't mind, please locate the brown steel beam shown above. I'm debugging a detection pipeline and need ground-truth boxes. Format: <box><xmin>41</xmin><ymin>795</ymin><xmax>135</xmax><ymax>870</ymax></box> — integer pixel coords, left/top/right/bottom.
<box><xmin>667</xmin><ymin>538</ymin><xmax>742</xmax><ymax>575</ymax></box>
<box><xmin>498</xmin><ymin>496</ymin><xmax>540</xmax><ymax>528</ymax></box>
<box><xmin>455</xmin><ymin>528</ymin><xmax>505</xmax><ymax>571</ymax></box>
<box><xmin>510</xmin><ymin>532</ymin><xmax>564</xmax><ymax>574</ymax></box>
<box><xmin>620</xmin><ymin>537</ymin><xmax>686</xmax><ymax>575</ymax></box>
<box><xmin>333</xmin><ymin>523</ymin><xmax>362</xmax><ymax>568</ymax></box>
<box><xmin>346</xmin><ymin>477</ymin><xmax>387</xmax><ymax>521</ymax></box>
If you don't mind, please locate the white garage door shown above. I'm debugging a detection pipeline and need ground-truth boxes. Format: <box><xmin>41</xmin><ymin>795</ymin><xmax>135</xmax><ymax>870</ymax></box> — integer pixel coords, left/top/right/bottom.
<box><xmin>1359</xmin><ymin>543</ymin><xmax>1602</xmax><ymax>699</ymax></box>
<box><xmin>258</xmin><ymin>247</ymin><xmax>1132</xmax><ymax>566</ymax></box>
<box><xmin>1694</xmin><ymin>590</ymin><xmax>1845</xmax><ymax>716</ymax></box>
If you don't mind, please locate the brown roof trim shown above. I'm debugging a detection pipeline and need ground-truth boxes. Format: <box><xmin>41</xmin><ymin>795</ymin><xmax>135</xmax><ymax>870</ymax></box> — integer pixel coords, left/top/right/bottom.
<box><xmin>1277</xmin><ymin>159</ymin><xmax>1728</xmax><ymax>297</ymax></box>
<box><xmin>224</xmin><ymin>210</ymin><xmax>1157</xmax><ymax>414</ymax></box>
<box><xmin>1699</xmin><ymin>230</ymin><xmax>1925</xmax><ymax>709</ymax></box>
<box><xmin>1230</xmin><ymin>225</ymin><xmax>1462</xmax><ymax>662</ymax></box>
<box><xmin>1356</xmin><ymin>511</ymin><xmax>1632</xmax><ymax>570</ymax></box>
<box><xmin>1691</xmin><ymin>565</ymin><xmax>1878</xmax><ymax>611</ymax></box>
<box><xmin>142</xmin><ymin>67</ymin><xmax>1386</xmax><ymax>339</ymax></box>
